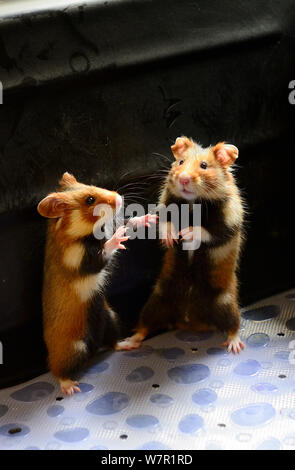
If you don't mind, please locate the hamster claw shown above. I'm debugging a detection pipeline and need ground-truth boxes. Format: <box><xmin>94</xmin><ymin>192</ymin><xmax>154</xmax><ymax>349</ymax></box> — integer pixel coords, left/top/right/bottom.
<box><xmin>104</xmin><ymin>226</ymin><xmax>130</xmax><ymax>256</ymax></box>
<box><xmin>160</xmin><ymin>222</ymin><xmax>178</xmax><ymax>248</ymax></box>
<box><xmin>163</xmin><ymin>233</ymin><xmax>178</xmax><ymax>248</ymax></box>
<box><xmin>179</xmin><ymin>226</ymin><xmax>194</xmax><ymax>241</ymax></box>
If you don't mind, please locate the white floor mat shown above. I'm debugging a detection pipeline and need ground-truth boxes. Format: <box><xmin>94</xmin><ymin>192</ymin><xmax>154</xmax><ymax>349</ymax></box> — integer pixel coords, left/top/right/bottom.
<box><xmin>1</xmin><ymin>289</ymin><xmax>295</xmax><ymax>450</ymax></box>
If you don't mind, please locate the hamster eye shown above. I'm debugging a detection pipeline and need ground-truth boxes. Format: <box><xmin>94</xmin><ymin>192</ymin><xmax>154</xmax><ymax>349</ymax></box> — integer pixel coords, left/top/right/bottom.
<box><xmin>179</xmin><ymin>160</ymin><xmax>184</xmax><ymax>165</ymax></box>
<box><xmin>85</xmin><ymin>196</ymin><xmax>96</xmax><ymax>205</ymax></box>
<box><xmin>200</xmin><ymin>161</ymin><xmax>207</xmax><ymax>169</ymax></box>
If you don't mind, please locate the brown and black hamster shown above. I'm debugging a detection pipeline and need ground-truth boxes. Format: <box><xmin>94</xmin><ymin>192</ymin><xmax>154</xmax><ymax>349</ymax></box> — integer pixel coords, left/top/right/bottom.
<box><xmin>37</xmin><ymin>172</ymin><xmax>130</xmax><ymax>395</ymax></box>
<box><xmin>117</xmin><ymin>137</ymin><xmax>245</xmax><ymax>354</ymax></box>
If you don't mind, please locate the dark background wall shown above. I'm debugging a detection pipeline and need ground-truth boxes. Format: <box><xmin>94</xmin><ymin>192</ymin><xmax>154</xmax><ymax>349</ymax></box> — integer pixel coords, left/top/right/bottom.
<box><xmin>0</xmin><ymin>0</ymin><xmax>295</xmax><ymax>388</ymax></box>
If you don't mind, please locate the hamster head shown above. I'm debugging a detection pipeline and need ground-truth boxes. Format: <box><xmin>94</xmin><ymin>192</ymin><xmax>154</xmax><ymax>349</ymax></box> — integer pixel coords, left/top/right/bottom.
<box><xmin>168</xmin><ymin>137</ymin><xmax>239</xmax><ymax>201</ymax></box>
<box><xmin>37</xmin><ymin>172</ymin><xmax>122</xmax><ymax>239</ymax></box>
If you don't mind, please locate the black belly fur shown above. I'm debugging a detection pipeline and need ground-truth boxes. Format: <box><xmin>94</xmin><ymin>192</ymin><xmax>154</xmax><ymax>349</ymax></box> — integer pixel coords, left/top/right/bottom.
<box><xmin>80</xmin><ymin>234</ymin><xmax>120</xmax><ymax>355</ymax></box>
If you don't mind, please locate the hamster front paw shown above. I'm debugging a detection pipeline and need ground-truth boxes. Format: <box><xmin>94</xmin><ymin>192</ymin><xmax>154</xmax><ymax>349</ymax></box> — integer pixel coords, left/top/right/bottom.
<box><xmin>159</xmin><ymin>221</ymin><xmax>179</xmax><ymax>248</ymax></box>
<box><xmin>129</xmin><ymin>213</ymin><xmax>158</xmax><ymax>229</ymax></box>
<box><xmin>179</xmin><ymin>226</ymin><xmax>195</xmax><ymax>241</ymax></box>
<box><xmin>179</xmin><ymin>226</ymin><xmax>211</xmax><ymax>243</ymax></box>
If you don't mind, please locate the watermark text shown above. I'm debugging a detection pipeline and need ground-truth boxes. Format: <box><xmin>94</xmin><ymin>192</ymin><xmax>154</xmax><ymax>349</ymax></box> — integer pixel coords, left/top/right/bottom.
<box><xmin>288</xmin><ymin>80</ymin><xmax>295</xmax><ymax>104</ymax></box>
<box><xmin>92</xmin><ymin>200</ymin><xmax>202</xmax><ymax>250</ymax></box>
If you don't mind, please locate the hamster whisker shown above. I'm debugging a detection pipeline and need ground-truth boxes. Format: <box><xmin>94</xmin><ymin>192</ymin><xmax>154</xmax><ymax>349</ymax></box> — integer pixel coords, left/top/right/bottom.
<box><xmin>143</xmin><ymin>172</ymin><xmax>169</xmax><ymax>180</ymax></box>
<box><xmin>152</xmin><ymin>152</ymin><xmax>173</xmax><ymax>164</ymax></box>
<box><xmin>116</xmin><ymin>182</ymin><xmax>150</xmax><ymax>192</ymax></box>
<box><xmin>115</xmin><ymin>169</ymin><xmax>140</xmax><ymax>186</ymax></box>
<box><xmin>123</xmin><ymin>194</ymin><xmax>147</xmax><ymax>202</ymax></box>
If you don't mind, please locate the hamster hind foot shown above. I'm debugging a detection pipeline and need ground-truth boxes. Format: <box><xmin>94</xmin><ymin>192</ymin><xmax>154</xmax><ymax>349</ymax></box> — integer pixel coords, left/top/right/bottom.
<box><xmin>222</xmin><ymin>333</ymin><xmax>245</xmax><ymax>354</ymax></box>
<box><xmin>59</xmin><ymin>379</ymin><xmax>81</xmax><ymax>396</ymax></box>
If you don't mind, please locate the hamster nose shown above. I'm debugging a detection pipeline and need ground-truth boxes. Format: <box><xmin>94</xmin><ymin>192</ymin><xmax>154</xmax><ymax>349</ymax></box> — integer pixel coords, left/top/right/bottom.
<box><xmin>179</xmin><ymin>173</ymin><xmax>191</xmax><ymax>186</ymax></box>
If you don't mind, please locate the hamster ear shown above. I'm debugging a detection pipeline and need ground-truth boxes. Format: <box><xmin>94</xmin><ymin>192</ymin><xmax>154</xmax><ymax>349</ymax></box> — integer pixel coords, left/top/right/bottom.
<box><xmin>213</xmin><ymin>142</ymin><xmax>239</xmax><ymax>167</ymax></box>
<box><xmin>59</xmin><ymin>172</ymin><xmax>78</xmax><ymax>189</ymax></box>
<box><xmin>37</xmin><ymin>193</ymin><xmax>69</xmax><ymax>218</ymax></box>
<box><xmin>171</xmin><ymin>137</ymin><xmax>193</xmax><ymax>159</ymax></box>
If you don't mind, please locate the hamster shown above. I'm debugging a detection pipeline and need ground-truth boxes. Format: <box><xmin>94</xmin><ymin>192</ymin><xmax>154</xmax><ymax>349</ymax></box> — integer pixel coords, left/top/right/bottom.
<box><xmin>37</xmin><ymin>172</ymin><xmax>131</xmax><ymax>395</ymax></box>
<box><xmin>117</xmin><ymin>137</ymin><xmax>245</xmax><ymax>354</ymax></box>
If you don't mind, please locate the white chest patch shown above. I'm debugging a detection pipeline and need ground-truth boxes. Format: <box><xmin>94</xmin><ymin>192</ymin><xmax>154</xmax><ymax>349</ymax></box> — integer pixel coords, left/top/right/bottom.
<box><xmin>200</xmin><ymin>227</ymin><xmax>212</xmax><ymax>243</ymax></box>
<box><xmin>216</xmin><ymin>291</ymin><xmax>233</xmax><ymax>306</ymax></box>
<box><xmin>74</xmin><ymin>340</ymin><xmax>88</xmax><ymax>354</ymax></box>
<box><xmin>223</xmin><ymin>196</ymin><xmax>242</xmax><ymax>228</ymax></box>
<box><xmin>63</xmin><ymin>243</ymin><xmax>85</xmax><ymax>269</ymax></box>
<box><xmin>209</xmin><ymin>237</ymin><xmax>236</xmax><ymax>263</ymax></box>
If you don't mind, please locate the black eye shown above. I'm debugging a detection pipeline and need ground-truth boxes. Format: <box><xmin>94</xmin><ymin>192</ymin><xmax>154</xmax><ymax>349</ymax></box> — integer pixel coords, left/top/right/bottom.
<box><xmin>200</xmin><ymin>161</ymin><xmax>207</xmax><ymax>169</ymax></box>
<box><xmin>85</xmin><ymin>196</ymin><xmax>96</xmax><ymax>205</ymax></box>
<box><xmin>179</xmin><ymin>160</ymin><xmax>184</xmax><ymax>165</ymax></box>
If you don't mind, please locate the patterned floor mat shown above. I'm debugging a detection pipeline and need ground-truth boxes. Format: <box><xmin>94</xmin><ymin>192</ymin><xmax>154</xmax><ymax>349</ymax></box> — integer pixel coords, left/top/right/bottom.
<box><xmin>1</xmin><ymin>289</ymin><xmax>295</xmax><ymax>450</ymax></box>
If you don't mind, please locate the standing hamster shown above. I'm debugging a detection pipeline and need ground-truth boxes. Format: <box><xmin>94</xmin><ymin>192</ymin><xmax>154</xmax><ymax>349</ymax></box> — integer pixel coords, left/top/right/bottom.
<box><xmin>117</xmin><ymin>137</ymin><xmax>245</xmax><ymax>354</ymax></box>
<box><xmin>37</xmin><ymin>172</ymin><xmax>130</xmax><ymax>395</ymax></box>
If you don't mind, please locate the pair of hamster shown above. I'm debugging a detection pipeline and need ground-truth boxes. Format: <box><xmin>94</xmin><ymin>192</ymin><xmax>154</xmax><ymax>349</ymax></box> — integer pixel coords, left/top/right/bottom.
<box><xmin>38</xmin><ymin>172</ymin><xmax>155</xmax><ymax>395</ymax></box>
<box><xmin>38</xmin><ymin>136</ymin><xmax>245</xmax><ymax>395</ymax></box>
<box><xmin>117</xmin><ymin>137</ymin><xmax>245</xmax><ymax>355</ymax></box>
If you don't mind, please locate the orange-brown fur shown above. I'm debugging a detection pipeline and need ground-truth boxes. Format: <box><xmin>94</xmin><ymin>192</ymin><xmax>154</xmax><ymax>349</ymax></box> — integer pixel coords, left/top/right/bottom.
<box><xmin>38</xmin><ymin>173</ymin><xmax>122</xmax><ymax>392</ymax></box>
<box><xmin>118</xmin><ymin>137</ymin><xmax>245</xmax><ymax>354</ymax></box>
<box><xmin>159</xmin><ymin>249</ymin><xmax>175</xmax><ymax>281</ymax></box>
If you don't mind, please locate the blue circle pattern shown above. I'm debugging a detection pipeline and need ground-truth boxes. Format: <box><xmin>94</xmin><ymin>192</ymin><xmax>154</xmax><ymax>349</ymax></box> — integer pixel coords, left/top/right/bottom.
<box><xmin>162</xmin><ymin>347</ymin><xmax>185</xmax><ymax>360</ymax></box>
<box><xmin>231</xmin><ymin>403</ymin><xmax>276</xmax><ymax>427</ymax></box>
<box><xmin>126</xmin><ymin>414</ymin><xmax>159</xmax><ymax>429</ymax></box>
<box><xmin>242</xmin><ymin>305</ymin><xmax>280</xmax><ymax>321</ymax></box>
<box><xmin>54</xmin><ymin>428</ymin><xmax>89</xmax><ymax>443</ymax></box>
<box><xmin>0</xmin><ymin>423</ymin><xmax>31</xmax><ymax>438</ymax></box>
<box><xmin>175</xmin><ymin>330</ymin><xmax>214</xmax><ymax>342</ymax></box>
<box><xmin>137</xmin><ymin>441</ymin><xmax>171</xmax><ymax>450</ymax></box>
<box><xmin>86</xmin><ymin>392</ymin><xmax>130</xmax><ymax>415</ymax></box>
<box><xmin>126</xmin><ymin>366</ymin><xmax>154</xmax><ymax>383</ymax></box>
<box><xmin>10</xmin><ymin>382</ymin><xmax>55</xmax><ymax>402</ymax></box>
<box><xmin>233</xmin><ymin>359</ymin><xmax>261</xmax><ymax>376</ymax></box>
<box><xmin>168</xmin><ymin>364</ymin><xmax>210</xmax><ymax>384</ymax></box>
<box><xmin>83</xmin><ymin>361</ymin><xmax>109</xmax><ymax>375</ymax></box>
<box><xmin>246</xmin><ymin>333</ymin><xmax>270</xmax><ymax>348</ymax></box>
<box><xmin>0</xmin><ymin>405</ymin><xmax>8</xmax><ymax>418</ymax></box>
<box><xmin>178</xmin><ymin>414</ymin><xmax>204</xmax><ymax>434</ymax></box>
<box><xmin>251</xmin><ymin>383</ymin><xmax>278</xmax><ymax>394</ymax></box>
<box><xmin>47</xmin><ymin>405</ymin><xmax>64</xmax><ymax>418</ymax></box>
<box><xmin>192</xmin><ymin>388</ymin><xmax>218</xmax><ymax>406</ymax></box>
<box><xmin>0</xmin><ymin>294</ymin><xmax>292</xmax><ymax>450</ymax></box>
<box><xmin>150</xmin><ymin>394</ymin><xmax>174</xmax><ymax>407</ymax></box>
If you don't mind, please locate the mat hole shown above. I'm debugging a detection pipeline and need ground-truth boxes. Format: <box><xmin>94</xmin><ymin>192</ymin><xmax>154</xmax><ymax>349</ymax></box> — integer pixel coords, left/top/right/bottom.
<box><xmin>152</xmin><ymin>384</ymin><xmax>160</xmax><ymax>388</ymax></box>
<box><xmin>8</xmin><ymin>427</ymin><xmax>22</xmax><ymax>435</ymax></box>
<box><xmin>218</xmin><ymin>423</ymin><xmax>226</xmax><ymax>427</ymax></box>
<box><xmin>278</xmin><ymin>374</ymin><xmax>287</xmax><ymax>379</ymax></box>
<box><xmin>56</xmin><ymin>396</ymin><xmax>64</xmax><ymax>401</ymax></box>
<box><xmin>120</xmin><ymin>434</ymin><xmax>128</xmax><ymax>440</ymax></box>
<box><xmin>277</xmin><ymin>332</ymin><xmax>285</xmax><ymax>336</ymax></box>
